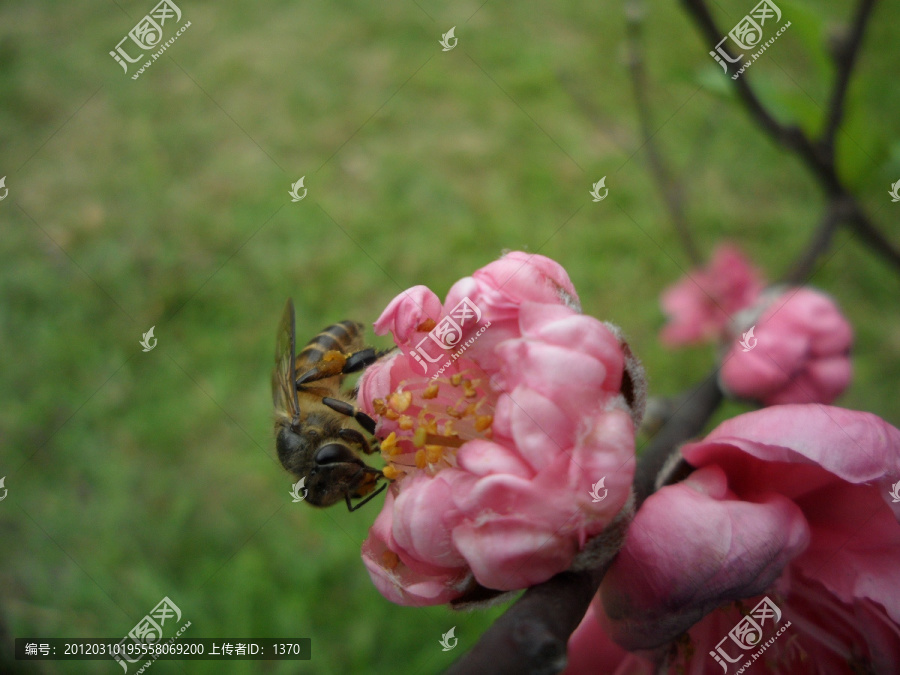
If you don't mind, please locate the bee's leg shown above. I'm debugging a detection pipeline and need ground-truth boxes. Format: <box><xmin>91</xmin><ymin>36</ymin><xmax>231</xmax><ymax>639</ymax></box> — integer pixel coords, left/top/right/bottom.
<box><xmin>322</xmin><ymin>396</ymin><xmax>377</xmax><ymax>435</ymax></box>
<box><xmin>343</xmin><ymin>347</ymin><xmax>395</xmax><ymax>374</ymax></box>
<box><xmin>295</xmin><ymin>351</ymin><xmax>348</xmax><ymax>386</ymax></box>
<box><xmin>342</xmin><ymin>348</ymin><xmax>380</xmax><ymax>374</ymax></box>
<box><xmin>297</xmin><ymin>348</ymin><xmax>395</xmax><ymax>387</ymax></box>
<box><xmin>346</xmin><ymin>481</ymin><xmax>388</xmax><ymax>512</ymax></box>
<box><xmin>338</xmin><ymin>427</ymin><xmax>374</xmax><ymax>454</ymax></box>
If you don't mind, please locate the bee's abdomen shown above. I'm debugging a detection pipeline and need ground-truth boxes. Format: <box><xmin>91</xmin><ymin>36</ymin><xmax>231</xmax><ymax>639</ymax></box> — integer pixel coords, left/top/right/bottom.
<box><xmin>297</xmin><ymin>321</ymin><xmax>364</xmax><ymax>366</ymax></box>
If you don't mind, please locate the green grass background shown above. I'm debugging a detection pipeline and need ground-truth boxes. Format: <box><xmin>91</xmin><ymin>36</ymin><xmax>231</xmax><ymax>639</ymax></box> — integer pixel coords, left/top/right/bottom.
<box><xmin>1</xmin><ymin>0</ymin><xmax>898</xmax><ymax>673</ymax></box>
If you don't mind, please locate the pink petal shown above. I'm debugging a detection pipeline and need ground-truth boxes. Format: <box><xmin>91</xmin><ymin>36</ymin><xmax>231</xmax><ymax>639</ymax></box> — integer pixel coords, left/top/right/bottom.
<box><xmin>391</xmin><ymin>472</ymin><xmax>471</xmax><ymax>570</ymax></box>
<box><xmin>597</xmin><ymin>465</ymin><xmax>809</xmax><ymax>650</ymax></box>
<box><xmin>564</xmin><ymin>603</ymin><xmax>656</xmax><ymax>675</ymax></box>
<box><xmin>457</xmin><ymin>439</ymin><xmax>534</xmax><ymax>479</ymax></box>
<box><xmin>372</xmin><ymin>285</ymin><xmax>443</xmax><ymax>344</ymax></box>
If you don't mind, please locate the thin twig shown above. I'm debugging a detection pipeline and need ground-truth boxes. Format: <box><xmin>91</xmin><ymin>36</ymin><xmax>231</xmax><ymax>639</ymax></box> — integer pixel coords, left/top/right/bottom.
<box><xmin>781</xmin><ymin>196</ymin><xmax>850</xmax><ymax>285</ymax></box>
<box><xmin>679</xmin><ymin>0</ymin><xmax>900</xmax><ymax>272</ymax></box>
<box><xmin>625</xmin><ymin>0</ymin><xmax>700</xmax><ymax>265</ymax></box>
<box><xmin>820</xmin><ymin>0</ymin><xmax>878</xmax><ymax>161</ymax></box>
<box><xmin>845</xmin><ymin>202</ymin><xmax>900</xmax><ymax>270</ymax></box>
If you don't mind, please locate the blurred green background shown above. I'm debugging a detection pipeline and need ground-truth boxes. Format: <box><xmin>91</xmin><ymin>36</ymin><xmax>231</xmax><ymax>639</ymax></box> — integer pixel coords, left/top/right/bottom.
<box><xmin>1</xmin><ymin>0</ymin><xmax>898</xmax><ymax>673</ymax></box>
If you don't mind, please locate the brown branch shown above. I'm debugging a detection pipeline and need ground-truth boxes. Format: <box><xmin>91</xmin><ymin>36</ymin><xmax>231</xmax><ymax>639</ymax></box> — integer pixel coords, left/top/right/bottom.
<box><xmin>625</xmin><ymin>0</ymin><xmax>700</xmax><ymax>265</ymax></box>
<box><xmin>679</xmin><ymin>0</ymin><xmax>900</xmax><ymax>273</ymax></box>
<box><xmin>445</xmin><ymin>564</ymin><xmax>614</xmax><ymax>675</ymax></box>
<box><xmin>845</xmin><ymin>202</ymin><xmax>900</xmax><ymax>271</ymax></box>
<box><xmin>821</xmin><ymin>0</ymin><xmax>877</xmax><ymax>161</ymax></box>
<box><xmin>678</xmin><ymin>0</ymin><xmax>837</xmax><ymax>192</ymax></box>
<box><xmin>633</xmin><ymin>370</ymin><xmax>723</xmax><ymax>507</ymax></box>
<box><xmin>780</xmin><ymin>197</ymin><xmax>849</xmax><ymax>285</ymax></box>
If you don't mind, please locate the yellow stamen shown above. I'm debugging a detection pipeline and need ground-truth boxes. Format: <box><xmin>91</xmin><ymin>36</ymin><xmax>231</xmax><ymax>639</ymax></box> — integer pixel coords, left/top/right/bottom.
<box><xmin>382</xmin><ymin>550</ymin><xmax>400</xmax><ymax>569</ymax></box>
<box><xmin>475</xmin><ymin>415</ymin><xmax>493</xmax><ymax>431</ymax></box>
<box><xmin>415</xmin><ymin>449</ymin><xmax>427</xmax><ymax>469</ymax></box>
<box><xmin>463</xmin><ymin>379</ymin><xmax>478</xmax><ymax>398</ymax></box>
<box><xmin>389</xmin><ymin>391</ymin><xmax>412</xmax><ymax>413</ymax></box>
<box><xmin>417</xmin><ymin>318</ymin><xmax>437</xmax><ymax>331</ymax></box>
<box><xmin>413</xmin><ymin>427</ymin><xmax>428</xmax><ymax>448</ymax></box>
<box><xmin>425</xmin><ymin>445</ymin><xmax>443</xmax><ymax>463</ymax></box>
<box><xmin>373</xmin><ymin>398</ymin><xmax>387</xmax><ymax>415</ymax></box>
<box><xmin>383</xmin><ymin>465</ymin><xmax>404</xmax><ymax>481</ymax></box>
<box><xmin>450</xmin><ymin>373</ymin><xmax>463</xmax><ymax>386</ymax></box>
<box><xmin>398</xmin><ymin>415</ymin><xmax>414</xmax><ymax>430</ymax></box>
<box><xmin>381</xmin><ymin>431</ymin><xmax>398</xmax><ymax>453</ymax></box>
<box><xmin>423</xmin><ymin>382</ymin><xmax>440</xmax><ymax>399</ymax></box>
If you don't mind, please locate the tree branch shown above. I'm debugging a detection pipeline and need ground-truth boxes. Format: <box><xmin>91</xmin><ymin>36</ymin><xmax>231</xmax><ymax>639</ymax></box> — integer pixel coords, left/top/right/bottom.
<box><xmin>781</xmin><ymin>197</ymin><xmax>849</xmax><ymax>285</ymax></box>
<box><xmin>678</xmin><ymin>0</ymin><xmax>837</xmax><ymax>191</ymax></box>
<box><xmin>445</xmin><ymin>563</ymin><xmax>614</xmax><ymax>675</ymax></box>
<box><xmin>633</xmin><ymin>370</ymin><xmax>723</xmax><ymax>507</ymax></box>
<box><xmin>625</xmin><ymin>0</ymin><xmax>700</xmax><ymax>265</ymax></box>
<box><xmin>821</xmin><ymin>0</ymin><xmax>877</xmax><ymax>161</ymax></box>
<box><xmin>845</xmin><ymin>201</ymin><xmax>900</xmax><ymax>271</ymax></box>
<box><xmin>679</xmin><ymin>0</ymin><xmax>900</xmax><ymax>273</ymax></box>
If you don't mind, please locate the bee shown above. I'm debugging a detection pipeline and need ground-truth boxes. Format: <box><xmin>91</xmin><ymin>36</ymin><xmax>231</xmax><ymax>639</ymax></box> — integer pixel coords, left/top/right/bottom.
<box><xmin>272</xmin><ymin>299</ymin><xmax>389</xmax><ymax>511</ymax></box>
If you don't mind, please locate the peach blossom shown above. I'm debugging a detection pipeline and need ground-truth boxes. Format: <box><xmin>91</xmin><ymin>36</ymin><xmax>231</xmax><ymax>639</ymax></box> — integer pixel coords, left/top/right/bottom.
<box><xmin>720</xmin><ymin>287</ymin><xmax>853</xmax><ymax>405</ymax></box>
<box><xmin>359</xmin><ymin>253</ymin><xmax>645</xmax><ymax>605</ymax></box>
<box><xmin>660</xmin><ymin>244</ymin><xmax>764</xmax><ymax>346</ymax></box>
<box><xmin>593</xmin><ymin>405</ymin><xmax>900</xmax><ymax>673</ymax></box>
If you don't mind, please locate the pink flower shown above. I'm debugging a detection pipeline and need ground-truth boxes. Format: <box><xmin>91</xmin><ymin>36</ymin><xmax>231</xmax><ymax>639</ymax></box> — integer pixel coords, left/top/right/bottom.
<box><xmin>592</xmin><ymin>405</ymin><xmax>900</xmax><ymax>673</ymax></box>
<box><xmin>720</xmin><ymin>287</ymin><xmax>853</xmax><ymax>405</ymax></box>
<box><xmin>359</xmin><ymin>252</ymin><xmax>646</xmax><ymax>606</ymax></box>
<box><xmin>660</xmin><ymin>244</ymin><xmax>764</xmax><ymax>346</ymax></box>
<box><xmin>563</xmin><ymin>603</ymin><xmax>655</xmax><ymax>675</ymax></box>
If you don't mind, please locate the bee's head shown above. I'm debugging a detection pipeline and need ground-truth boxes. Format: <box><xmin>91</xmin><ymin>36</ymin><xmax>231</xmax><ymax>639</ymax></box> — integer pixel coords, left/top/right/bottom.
<box><xmin>275</xmin><ymin>419</ymin><xmax>314</xmax><ymax>476</ymax></box>
<box><xmin>305</xmin><ymin>442</ymin><xmax>374</xmax><ymax>507</ymax></box>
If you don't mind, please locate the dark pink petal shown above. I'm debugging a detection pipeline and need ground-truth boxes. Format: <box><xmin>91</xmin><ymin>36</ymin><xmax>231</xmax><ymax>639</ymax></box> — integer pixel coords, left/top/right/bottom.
<box><xmin>598</xmin><ymin>466</ymin><xmax>809</xmax><ymax>650</ymax></box>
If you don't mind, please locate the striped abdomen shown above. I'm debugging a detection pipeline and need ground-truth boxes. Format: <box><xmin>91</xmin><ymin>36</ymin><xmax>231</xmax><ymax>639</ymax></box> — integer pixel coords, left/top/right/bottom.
<box><xmin>295</xmin><ymin>320</ymin><xmax>365</xmax><ymax>373</ymax></box>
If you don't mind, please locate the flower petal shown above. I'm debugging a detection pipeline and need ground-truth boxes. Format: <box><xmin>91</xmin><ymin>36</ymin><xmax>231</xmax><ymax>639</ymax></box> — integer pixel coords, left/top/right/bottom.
<box><xmin>597</xmin><ymin>465</ymin><xmax>810</xmax><ymax>650</ymax></box>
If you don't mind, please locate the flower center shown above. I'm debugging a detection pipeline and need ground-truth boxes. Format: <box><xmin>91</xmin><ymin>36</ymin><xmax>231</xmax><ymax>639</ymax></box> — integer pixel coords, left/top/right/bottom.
<box><xmin>372</xmin><ymin>368</ymin><xmax>495</xmax><ymax>481</ymax></box>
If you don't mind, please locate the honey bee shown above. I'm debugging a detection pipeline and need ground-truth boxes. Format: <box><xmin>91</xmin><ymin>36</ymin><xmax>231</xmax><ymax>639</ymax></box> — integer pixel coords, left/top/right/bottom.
<box><xmin>272</xmin><ymin>299</ymin><xmax>389</xmax><ymax>511</ymax></box>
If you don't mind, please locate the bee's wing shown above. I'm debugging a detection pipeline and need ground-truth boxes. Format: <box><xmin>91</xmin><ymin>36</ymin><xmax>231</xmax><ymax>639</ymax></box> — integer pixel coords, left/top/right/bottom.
<box><xmin>273</xmin><ymin>298</ymin><xmax>300</xmax><ymax>418</ymax></box>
